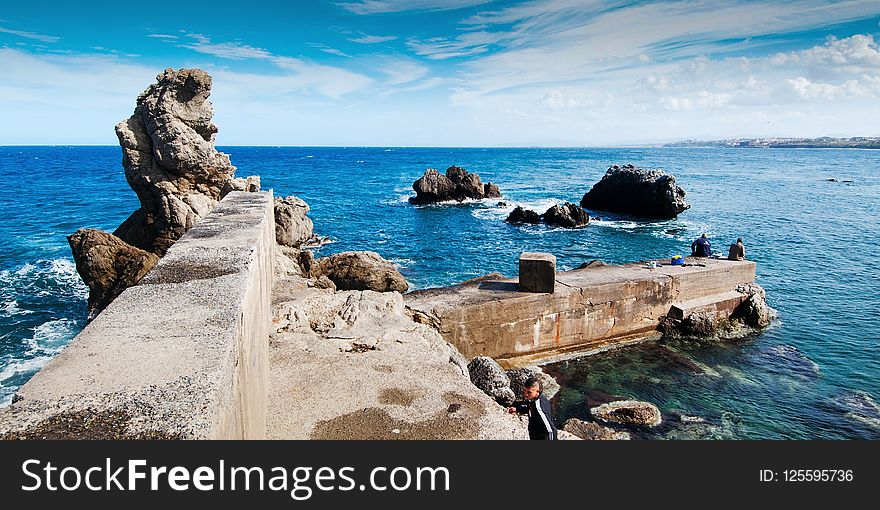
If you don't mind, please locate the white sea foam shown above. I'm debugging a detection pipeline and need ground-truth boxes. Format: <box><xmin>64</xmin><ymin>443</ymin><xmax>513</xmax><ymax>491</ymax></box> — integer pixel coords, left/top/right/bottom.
<box><xmin>1</xmin><ymin>300</ymin><xmax>33</xmax><ymax>317</ymax></box>
<box><xmin>0</xmin><ymin>356</ymin><xmax>53</xmax><ymax>383</ymax></box>
<box><xmin>27</xmin><ymin>318</ymin><xmax>78</xmax><ymax>354</ymax></box>
<box><xmin>839</xmin><ymin>391</ymin><xmax>880</xmax><ymax>429</ymax></box>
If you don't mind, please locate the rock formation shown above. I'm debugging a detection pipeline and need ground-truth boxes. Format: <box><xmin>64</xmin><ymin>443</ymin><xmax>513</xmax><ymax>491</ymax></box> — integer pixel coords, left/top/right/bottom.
<box><xmin>68</xmin><ymin>68</ymin><xmax>255</xmax><ymax>317</ymax></box>
<box><xmin>580</xmin><ymin>164</ymin><xmax>690</xmax><ymax>219</ymax></box>
<box><xmin>506</xmin><ymin>203</ymin><xmax>590</xmax><ymax>228</ymax></box>
<box><xmin>114</xmin><ymin>68</ymin><xmax>242</xmax><ymax>254</ymax></box>
<box><xmin>68</xmin><ymin>230</ymin><xmax>160</xmax><ymax>318</ymax></box>
<box><xmin>562</xmin><ymin>418</ymin><xmax>631</xmax><ymax>440</ymax></box>
<box><xmin>542</xmin><ymin>202</ymin><xmax>590</xmax><ymax>228</ymax></box>
<box><xmin>590</xmin><ymin>400</ymin><xmax>663</xmax><ymax>427</ymax></box>
<box><xmin>312</xmin><ymin>251</ymin><xmax>408</xmax><ymax>293</ymax></box>
<box><xmin>274</xmin><ymin>196</ymin><xmax>315</xmax><ymax>248</ymax></box>
<box><xmin>659</xmin><ymin>283</ymin><xmax>776</xmax><ymax>338</ymax></box>
<box><xmin>467</xmin><ymin>356</ymin><xmax>516</xmax><ymax>406</ymax></box>
<box><xmin>505</xmin><ymin>206</ymin><xmax>542</xmax><ymax>225</ymax></box>
<box><xmin>410</xmin><ymin>166</ymin><xmax>502</xmax><ymax>204</ymax></box>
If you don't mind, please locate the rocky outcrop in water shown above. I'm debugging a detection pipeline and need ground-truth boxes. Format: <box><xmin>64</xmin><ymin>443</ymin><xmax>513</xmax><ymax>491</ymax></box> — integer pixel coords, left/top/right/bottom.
<box><xmin>467</xmin><ymin>356</ymin><xmax>516</xmax><ymax>406</ymax></box>
<box><xmin>580</xmin><ymin>164</ymin><xmax>689</xmax><ymax>219</ymax></box>
<box><xmin>410</xmin><ymin>166</ymin><xmax>501</xmax><ymax>204</ymax></box>
<box><xmin>563</xmin><ymin>418</ymin><xmax>631</xmax><ymax>440</ymax></box>
<box><xmin>274</xmin><ymin>196</ymin><xmax>315</xmax><ymax>248</ymax></box>
<box><xmin>313</xmin><ymin>251</ymin><xmax>408</xmax><ymax>293</ymax></box>
<box><xmin>591</xmin><ymin>400</ymin><xmax>662</xmax><ymax>427</ymax></box>
<box><xmin>68</xmin><ymin>229</ymin><xmax>160</xmax><ymax>318</ymax></box>
<box><xmin>506</xmin><ymin>203</ymin><xmax>590</xmax><ymax>228</ymax></box>
<box><xmin>68</xmin><ymin>68</ymin><xmax>257</xmax><ymax>318</ymax></box>
<box><xmin>659</xmin><ymin>283</ymin><xmax>776</xmax><ymax>339</ymax></box>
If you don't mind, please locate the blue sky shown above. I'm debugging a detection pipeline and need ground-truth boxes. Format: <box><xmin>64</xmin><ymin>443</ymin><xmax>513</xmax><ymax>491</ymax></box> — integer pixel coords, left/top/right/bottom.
<box><xmin>1</xmin><ymin>0</ymin><xmax>879</xmax><ymax>145</ymax></box>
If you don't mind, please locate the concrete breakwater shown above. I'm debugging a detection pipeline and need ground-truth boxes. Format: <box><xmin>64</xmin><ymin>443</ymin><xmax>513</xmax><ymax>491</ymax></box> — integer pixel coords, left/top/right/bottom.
<box><xmin>406</xmin><ymin>258</ymin><xmax>759</xmax><ymax>366</ymax></box>
<box><xmin>0</xmin><ymin>192</ymin><xmax>274</xmax><ymax>439</ymax></box>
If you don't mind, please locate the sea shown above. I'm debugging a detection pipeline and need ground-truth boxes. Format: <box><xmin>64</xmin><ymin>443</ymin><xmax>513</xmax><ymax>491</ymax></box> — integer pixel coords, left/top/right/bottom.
<box><xmin>1</xmin><ymin>145</ymin><xmax>878</xmax><ymax>439</ymax></box>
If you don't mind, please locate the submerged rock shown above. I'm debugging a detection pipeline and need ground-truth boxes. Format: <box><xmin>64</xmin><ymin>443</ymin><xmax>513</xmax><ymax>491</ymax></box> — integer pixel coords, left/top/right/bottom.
<box><xmin>591</xmin><ymin>400</ymin><xmax>662</xmax><ymax>427</ymax></box>
<box><xmin>410</xmin><ymin>166</ymin><xmax>501</xmax><ymax>204</ymax></box>
<box><xmin>467</xmin><ymin>356</ymin><xmax>516</xmax><ymax>407</ymax></box>
<box><xmin>580</xmin><ymin>164</ymin><xmax>690</xmax><ymax>219</ymax></box>
<box><xmin>68</xmin><ymin>229</ymin><xmax>159</xmax><ymax>318</ymax></box>
<box><xmin>563</xmin><ymin>418</ymin><xmax>631</xmax><ymax>440</ymax></box>
<box><xmin>274</xmin><ymin>196</ymin><xmax>315</xmax><ymax>248</ymax></box>
<box><xmin>542</xmin><ymin>202</ymin><xmax>590</xmax><ymax>228</ymax></box>
<box><xmin>313</xmin><ymin>251</ymin><xmax>408</xmax><ymax>293</ymax></box>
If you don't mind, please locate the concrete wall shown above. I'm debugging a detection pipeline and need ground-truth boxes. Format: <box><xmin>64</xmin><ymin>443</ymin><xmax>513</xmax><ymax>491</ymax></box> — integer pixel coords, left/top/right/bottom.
<box><xmin>0</xmin><ymin>191</ymin><xmax>274</xmax><ymax>439</ymax></box>
<box><xmin>406</xmin><ymin>259</ymin><xmax>756</xmax><ymax>364</ymax></box>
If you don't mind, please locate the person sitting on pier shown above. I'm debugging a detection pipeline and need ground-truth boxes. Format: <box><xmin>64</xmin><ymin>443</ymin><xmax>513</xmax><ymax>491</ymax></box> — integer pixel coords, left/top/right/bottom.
<box><xmin>728</xmin><ymin>237</ymin><xmax>746</xmax><ymax>261</ymax></box>
<box><xmin>691</xmin><ymin>233</ymin><xmax>712</xmax><ymax>257</ymax></box>
<box><xmin>507</xmin><ymin>377</ymin><xmax>557</xmax><ymax>440</ymax></box>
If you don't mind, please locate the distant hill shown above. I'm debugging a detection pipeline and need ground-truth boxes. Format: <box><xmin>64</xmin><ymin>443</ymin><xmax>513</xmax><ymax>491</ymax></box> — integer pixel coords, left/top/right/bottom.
<box><xmin>664</xmin><ymin>137</ymin><xmax>880</xmax><ymax>149</ymax></box>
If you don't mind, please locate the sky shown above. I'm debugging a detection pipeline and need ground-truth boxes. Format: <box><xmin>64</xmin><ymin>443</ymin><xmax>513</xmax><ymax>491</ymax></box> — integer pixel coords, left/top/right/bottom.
<box><xmin>1</xmin><ymin>0</ymin><xmax>879</xmax><ymax>146</ymax></box>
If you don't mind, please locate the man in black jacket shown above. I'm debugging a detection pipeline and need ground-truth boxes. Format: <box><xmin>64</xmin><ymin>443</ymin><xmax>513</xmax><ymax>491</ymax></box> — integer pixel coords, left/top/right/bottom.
<box><xmin>507</xmin><ymin>377</ymin><xmax>557</xmax><ymax>440</ymax></box>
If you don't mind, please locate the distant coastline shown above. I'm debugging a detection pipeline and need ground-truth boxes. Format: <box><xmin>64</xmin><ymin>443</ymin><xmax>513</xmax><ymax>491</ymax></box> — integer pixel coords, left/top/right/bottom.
<box><xmin>663</xmin><ymin>136</ymin><xmax>880</xmax><ymax>149</ymax></box>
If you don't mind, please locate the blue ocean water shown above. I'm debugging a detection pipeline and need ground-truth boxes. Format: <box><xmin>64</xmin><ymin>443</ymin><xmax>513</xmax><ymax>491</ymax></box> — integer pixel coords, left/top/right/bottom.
<box><xmin>1</xmin><ymin>146</ymin><xmax>878</xmax><ymax>439</ymax></box>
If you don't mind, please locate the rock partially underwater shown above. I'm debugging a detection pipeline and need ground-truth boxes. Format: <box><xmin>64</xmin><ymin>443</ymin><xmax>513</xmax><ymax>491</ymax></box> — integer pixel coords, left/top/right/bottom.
<box><xmin>506</xmin><ymin>202</ymin><xmax>590</xmax><ymax>228</ymax></box>
<box><xmin>410</xmin><ymin>166</ymin><xmax>502</xmax><ymax>204</ymax></box>
<box><xmin>581</xmin><ymin>164</ymin><xmax>690</xmax><ymax>219</ymax></box>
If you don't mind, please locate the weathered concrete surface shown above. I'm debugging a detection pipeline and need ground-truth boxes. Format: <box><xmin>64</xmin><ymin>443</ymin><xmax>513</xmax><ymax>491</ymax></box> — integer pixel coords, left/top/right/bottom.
<box><xmin>406</xmin><ymin>258</ymin><xmax>756</xmax><ymax>364</ymax></box>
<box><xmin>267</xmin><ymin>287</ymin><xmax>528</xmax><ymax>440</ymax></box>
<box><xmin>519</xmin><ymin>252</ymin><xmax>556</xmax><ymax>293</ymax></box>
<box><xmin>0</xmin><ymin>191</ymin><xmax>274</xmax><ymax>439</ymax></box>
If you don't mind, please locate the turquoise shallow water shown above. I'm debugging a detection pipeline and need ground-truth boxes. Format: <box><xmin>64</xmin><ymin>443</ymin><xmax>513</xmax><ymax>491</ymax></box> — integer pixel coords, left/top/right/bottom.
<box><xmin>0</xmin><ymin>146</ymin><xmax>878</xmax><ymax>439</ymax></box>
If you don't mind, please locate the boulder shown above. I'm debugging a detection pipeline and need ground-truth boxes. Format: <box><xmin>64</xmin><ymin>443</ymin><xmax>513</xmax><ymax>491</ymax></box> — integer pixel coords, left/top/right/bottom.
<box><xmin>67</xmin><ymin>229</ymin><xmax>160</xmax><ymax>318</ymax></box>
<box><xmin>562</xmin><ymin>418</ymin><xmax>631</xmax><ymax>440</ymax></box>
<box><xmin>313</xmin><ymin>251</ymin><xmax>408</xmax><ymax>293</ymax></box>
<box><xmin>542</xmin><ymin>202</ymin><xmax>590</xmax><ymax>228</ymax></box>
<box><xmin>113</xmin><ymin>68</ymin><xmax>239</xmax><ymax>255</ymax></box>
<box><xmin>734</xmin><ymin>284</ymin><xmax>774</xmax><ymax>328</ymax></box>
<box><xmin>467</xmin><ymin>356</ymin><xmax>516</xmax><ymax>406</ymax></box>
<box><xmin>274</xmin><ymin>196</ymin><xmax>315</xmax><ymax>248</ymax></box>
<box><xmin>578</xmin><ymin>260</ymin><xmax>606</xmax><ymax>269</ymax></box>
<box><xmin>590</xmin><ymin>400</ymin><xmax>662</xmax><ymax>427</ymax></box>
<box><xmin>506</xmin><ymin>367</ymin><xmax>560</xmax><ymax>400</ymax></box>
<box><xmin>580</xmin><ymin>164</ymin><xmax>689</xmax><ymax>219</ymax></box>
<box><xmin>410</xmin><ymin>166</ymin><xmax>501</xmax><ymax>204</ymax></box>
<box><xmin>506</xmin><ymin>206</ymin><xmax>541</xmax><ymax>224</ymax></box>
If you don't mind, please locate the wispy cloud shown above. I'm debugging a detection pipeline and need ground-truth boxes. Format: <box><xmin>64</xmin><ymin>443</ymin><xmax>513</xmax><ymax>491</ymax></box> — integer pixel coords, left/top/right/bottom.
<box><xmin>339</xmin><ymin>0</ymin><xmax>492</xmax><ymax>15</ymax></box>
<box><xmin>309</xmin><ymin>43</ymin><xmax>352</xmax><ymax>58</ymax></box>
<box><xmin>349</xmin><ymin>34</ymin><xmax>398</xmax><ymax>44</ymax></box>
<box><xmin>146</xmin><ymin>34</ymin><xmax>179</xmax><ymax>40</ymax></box>
<box><xmin>181</xmin><ymin>33</ymin><xmax>273</xmax><ymax>60</ymax></box>
<box><xmin>0</xmin><ymin>26</ymin><xmax>60</xmax><ymax>43</ymax></box>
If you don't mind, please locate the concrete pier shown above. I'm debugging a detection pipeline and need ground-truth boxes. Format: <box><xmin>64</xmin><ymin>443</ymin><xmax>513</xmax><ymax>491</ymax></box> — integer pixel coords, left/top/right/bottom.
<box><xmin>406</xmin><ymin>258</ymin><xmax>757</xmax><ymax>365</ymax></box>
<box><xmin>0</xmin><ymin>191</ymin><xmax>275</xmax><ymax>439</ymax></box>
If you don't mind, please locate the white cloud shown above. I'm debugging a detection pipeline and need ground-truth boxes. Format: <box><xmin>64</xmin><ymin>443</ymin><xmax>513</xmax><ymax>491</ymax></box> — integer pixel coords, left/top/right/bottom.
<box><xmin>181</xmin><ymin>33</ymin><xmax>274</xmax><ymax>60</ymax></box>
<box><xmin>339</xmin><ymin>0</ymin><xmax>492</xmax><ymax>15</ymax></box>
<box><xmin>146</xmin><ymin>34</ymin><xmax>179</xmax><ymax>40</ymax></box>
<box><xmin>349</xmin><ymin>34</ymin><xmax>398</xmax><ymax>44</ymax></box>
<box><xmin>0</xmin><ymin>26</ymin><xmax>60</xmax><ymax>43</ymax></box>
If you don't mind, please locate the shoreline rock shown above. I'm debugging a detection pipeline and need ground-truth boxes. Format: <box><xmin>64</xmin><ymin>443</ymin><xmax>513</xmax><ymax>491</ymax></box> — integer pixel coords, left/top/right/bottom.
<box><xmin>659</xmin><ymin>283</ymin><xmax>776</xmax><ymax>339</ymax></box>
<box><xmin>580</xmin><ymin>164</ymin><xmax>689</xmax><ymax>219</ymax></box>
<box><xmin>313</xmin><ymin>251</ymin><xmax>408</xmax><ymax>293</ymax></box>
<box><xmin>410</xmin><ymin>166</ymin><xmax>501</xmax><ymax>204</ymax></box>
<box><xmin>563</xmin><ymin>418</ymin><xmax>631</xmax><ymax>440</ymax></box>
<box><xmin>467</xmin><ymin>356</ymin><xmax>516</xmax><ymax>407</ymax></box>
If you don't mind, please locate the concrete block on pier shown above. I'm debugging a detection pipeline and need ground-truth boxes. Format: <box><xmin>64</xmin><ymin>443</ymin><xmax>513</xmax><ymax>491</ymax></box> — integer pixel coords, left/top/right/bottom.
<box><xmin>519</xmin><ymin>252</ymin><xmax>556</xmax><ymax>293</ymax></box>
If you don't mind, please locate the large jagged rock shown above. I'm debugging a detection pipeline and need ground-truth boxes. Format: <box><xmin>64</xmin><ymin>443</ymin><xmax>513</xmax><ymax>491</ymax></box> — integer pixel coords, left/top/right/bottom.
<box><xmin>734</xmin><ymin>283</ymin><xmax>775</xmax><ymax>328</ymax></box>
<box><xmin>542</xmin><ymin>202</ymin><xmax>590</xmax><ymax>228</ymax></box>
<box><xmin>580</xmin><ymin>164</ymin><xmax>689</xmax><ymax>219</ymax></box>
<box><xmin>591</xmin><ymin>400</ymin><xmax>662</xmax><ymax>427</ymax></box>
<box><xmin>67</xmin><ymin>229</ymin><xmax>159</xmax><ymax>318</ymax></box>
<box><xmin>114</xmin><ymin>68</ymin><xmax>238</xmax><ymax>255</ymax></box>
<box><xmin>467</xmin><ymin>356</ymin><xmax>516</xmax><ymax>407</ymax></box>
<box><xmin>313</xmin><ymin>251</ymin><xmax>408</xmax><ymax>293</ymax></box>
<box><xmin>274</xmin><ymin>196</ymin><xmax>314</xmax><ymax>247</ymax></box>
<box><xmin>563</xmin><ymin>418</ymin><xmax>631</xmax><ymax>440</ymax></box>
<box><xmin>410</xmin><ymin>166</ymin><xmax>501</xmax><ymax>204</ymax></box>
